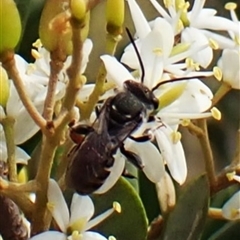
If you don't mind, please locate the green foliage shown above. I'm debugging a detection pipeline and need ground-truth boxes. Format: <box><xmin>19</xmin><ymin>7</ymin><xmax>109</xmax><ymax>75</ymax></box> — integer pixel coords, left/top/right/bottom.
<box><xmin>160</xmin><ymin>174</ymin><xmax>209</xmax><ymax>240</ymax></box>
<box><xmin>92</xmin><ymin>177</ymin><xmax>148</xmax><ymax>240</ymax></box>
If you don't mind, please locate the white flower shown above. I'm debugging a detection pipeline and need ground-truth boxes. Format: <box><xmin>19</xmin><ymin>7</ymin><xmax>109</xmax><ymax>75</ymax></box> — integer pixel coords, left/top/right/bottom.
<box><xmin>0</xmin><ymin>140</ymin><xmax>30</xmax><ymax>165</ymax></box>
<box><xmin>101</xmin><ymin>55</ymin><xmax>214</xmax><ymax>184</ymax></box>
<box><xmin>32</xmin><ymin>38</ymin><xmax>93</xmax><ymax>83</ymax></box>
<box><xmin>29</xmin><ymin>179</ymin><xmax>118</xmax><ymax>240</ymax></box>
<box><xmin>0</xmin><ymin>54</ymin><xmax>65</xmax><ymax>144</ymax></box>
<box><xmin>123</xmin><ymin>0</ymin><xmax>213</xmax><ymax>79</ymax></box>
<box><xmin>217</xmin><ymin>49</ymin><xmax>240</xmax><ymax>89</ymax></box>
<box><xmin>148</xmin><ymin>0</ymin><xmax>240</xmax><ymax>67</ymax></box>
<box><xmin>222</xmin><ymin>191</ymin><xmax>240</xmax><ymax>220</ymax></box>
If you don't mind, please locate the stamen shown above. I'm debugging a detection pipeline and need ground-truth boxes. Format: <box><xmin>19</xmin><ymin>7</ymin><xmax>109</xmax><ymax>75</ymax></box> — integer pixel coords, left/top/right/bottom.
<box><xmin>209</xmin><ymin>38</ymin><xmax>219</xmax><ymax>50</ymax></box>
<box><xmin>32</xmin><ymin>39</ymin><xmax>42</xmax><ymax>49</ymax></box>
<box><xmin>226</xmin><ymin>172</ymin><xmax>240</xmax><ymax>183</ymax></box>
<box><xmin>234</xmin><ymin>35</ymin><xmax>240</xmax><ymax>45</ymax></box>
<box><xmin>26</xmin><ymin>64</ymin><xmax>36</xmax><ymax>75</ymax></box>
<box><xmin>71</xmin><ymin>230</ymin><xmax>82</xmax><ymax>240</ymax></box>
<box><xmin>211</xmin><ymin>107</ymin><xmax>221</xmax><ymax>120</ymax></box>
<box><xmin>230</xmin><ymin>208</ymin><xmax>240</xmax><ymax>219</ymax></box>
<box><xmin>225</xmin><ymin>2</ymin><xmax>237</xmax><ymax>10</ymax></box>
<box><xmin>213</xmin><ymin>66</ymin><xmax>222</xmax><ymax>81</ymax></box>
<box><xmin>185</xmin><ymin>58</ymin><xmax>200</xmax><ymax>71</ymax></box>
<box><xmin>113</xmin><ymin>201</ymin><xmax>122</xmax><ymax>213</ymax></box>
<box><xmin>31</xmin><ymin>49</ymin><xmax>41</xmax><ymax>59</ymax></box>
<box><xmin>171</xmin><ymin>131</ymin><xmax>182</xmax><ymax>144</ymax></box>
<box><xmin>164</xmin><ymin>0</ymin><xmax>174</xmax><ymax>8</ymax></box>
<box><xmin>153</xmin><ymin>48</ymin><xmax>163</xmax><ymax>56</ymax></box>
<box><xmin>84</xmin><ymin>202</ymin><xmax>121</xmax><ymax>231</ymax></box>
<box><xmin>109</xmin><ymin>236</ymin><xmax>117</xmax><ymax>240</ymax></box>
<box><xmin>47</xmin><ymin>202</ymin><xmax>55</xmax><ymax>212</ymax></box>
<box><xmin>181</xmin><ymin>119</ymin><xmax>190</xmax><ymax>126</ymax></box>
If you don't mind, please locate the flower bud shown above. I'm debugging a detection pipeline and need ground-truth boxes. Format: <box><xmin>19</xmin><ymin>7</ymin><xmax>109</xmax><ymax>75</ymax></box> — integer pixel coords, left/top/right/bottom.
<box><xmin>0</xmin><ymin>66</ymin><xmax>10</xmax><ymax>107</ymax></box>
<box><xmin>106</xmin><ymin>0</ymin><xmax>125</xmax><ymax>36</ymax></box>
<box><xmin>156</xmin><ymin>172</ymin><xmax>176</xmax><ymax>213</ymax></box>
<box><xmin>0</xmin><ymin>0</ymin><xmax>21</xmax><ymax>52</ymax></box>
<box><xmin>39</xmin><ymin>0</ymin><xmax>72</xmax><ymax>54</ymax></box>
<box><xmin>70</xmin><ymin>0</ymin><xmax>87</xmax><ymax>21</ymax></box>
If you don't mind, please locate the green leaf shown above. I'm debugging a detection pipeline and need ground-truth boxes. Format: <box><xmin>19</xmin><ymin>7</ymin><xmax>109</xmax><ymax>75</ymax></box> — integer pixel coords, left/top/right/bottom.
<box><xmin>208</xmin><ymin>221</ymin><xmax>240</xmax><ymax>240</ymax></box>
<box><xmin>160</xmin><ymin>174</ymin><xmax>209</xmax><ymax>240</ymax></box>
<box><xmin>91</xmin><ymin>177</ymin><xmax>148</xmax><ymax>240</ymax></box>
<box><xmin>201</xmin><ymin>184</ymin><xmax>240</xmax><ymax>239</ymax></box>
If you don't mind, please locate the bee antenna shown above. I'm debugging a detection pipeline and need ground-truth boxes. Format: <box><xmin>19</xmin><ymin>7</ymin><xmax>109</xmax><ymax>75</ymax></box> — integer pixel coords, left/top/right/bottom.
<box><xmin>152</xmin><ymin>76</ymin><xmax>206</xmax><ymax>91</ymax></box>
<box><xmin>125</xmin><ymin>27</ymin><xmax>145</xmax><ymax>83</ymax></box>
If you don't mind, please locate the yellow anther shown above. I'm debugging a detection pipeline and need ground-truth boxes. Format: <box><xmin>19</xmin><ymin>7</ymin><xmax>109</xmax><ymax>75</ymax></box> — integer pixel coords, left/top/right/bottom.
<box><xmin>32</xmin><ymin>39</ymin><xmax>42</xmax><ymax>49</ymax></box>
<box><xmin>186</xmin><ymin>58</ymin><xmax>200</xmax><ymax>71</ymax></box>
<box><xmin>113</xmin><ymin>201</ymin><xmax>121</xmax><ymax>213</ymax></box>
<box><xmin>108</xmin><ymin>236</ymin><xmax>117</xmax><ymax>240</ymax></box>
<box><xmin>164</xmin><ymin>0</ymin><xmax>174</xmax><ymax>8</ymax></box>
<box><xmin>230</xmin><ymin>208</ymin><xmax>240</xmax><ymax>219</ymax></box>
<box><xmin>46</xmin><ymin>202</ymin><xmax>55</xmax><ymax>212</ymax></box>
<box><xmin>225</xmin><ymin>2</ymin><xmax>237</xmax><ymax>10</ymax></box>
<box><xmin>213</xmin><ymin>66</ymin><xmax>223</xmax><ymax>81</ymax></box>
<box><xmin>153</xmin><ymin>48</ymin><xmax>163</xmax><ymax>56</ymax></box>
<box><xmin>184</xmin><ymin>1</ymin><xmax>190</xmax><ymax>10</ymax></box>
<box><xmin>209</xmin><ymin>38</ymin><xmax>219</xmax><ymax>50</ymax></box>
<box><xmin>72</xmin><ymin>231</ymin><xmax>82</xmax><ymax>240</ymax></box>
<box><xmin>234</xmin><ymin>36</ymin><xmax>240</xmax><ymax>45</ymax></box>
<box><xmin>31</xmin><ymin>49</ymin><xmax>41</xmax><ymax>59</ymax></box>
<box><xmin>171</xmin><ymin>131</ymin><xmax>182</xmax><ymax>144</ymax></box>
<box><xmin>211</xmin><ymin>107</ymin><xmax>221</xmax><ymax>120</ymax></box>
<box><xmin>226</xmin><ymin>171</ymin><xmax>236</xmax><ymax>181</ymax></box>
<box><xmin>176</xmin><ymin>19</ymin><xmax>184</xmax><ymax>32</ymax></box>
<box><xmin>26</xmin><ymin>63</ymin><xmax>36</xmax><ymax>75</ymax></box>
<box><xmin>181</xmin><ymin>119</ymin><xmax>190</xmax><ymax>126</ymax></box>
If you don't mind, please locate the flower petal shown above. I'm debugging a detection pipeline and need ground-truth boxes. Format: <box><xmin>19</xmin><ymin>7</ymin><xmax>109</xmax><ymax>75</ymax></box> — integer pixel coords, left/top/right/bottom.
<box><xmin>94</xmin><ymin>150</ymin><xmax>125</xmax><ymax>194</ymax></box>
<box><xmin>125</xmin><ymin>139</ymin><xmax>165</xmax><ymax>183</ymax></box>
<box><xmin>29</xmin><ymin>231</ymin><xmax>66</xmax><ymax>240</ymax></box>
<box><xmin>48</xmin><ymin>179</ymin><xmax>69</xmax><ymax>233</ymax></box>
<box><xmin>81</xmin><ymin>231</ymin><xmax>108</xmax><ymax>240</ymax></box>
<box><xmin>159</xmin><ymin>79</ymin><xmax>213</xmax><ymax>113</ymax></box>
<box><xmin>222</xmin><ymin>191</ymin><xmax>240</xmax><ymax>220</ymax></box>
<box><xmin>181</xmin><ymin>27</ymin><xmax>213</xmax><ymax>68</ymax></box>
<box><xmin>100</xmin><ymin>55</ymin><xmax>134</xmax><ymax>87</ymax></box>
<box><xmin>69</xmin><ymin>194</ymin><xmax>94</xmax><ymax>229</ymax></box>
<box><xmin>155</xmin><ymin>126</ymin><xmax>187</xmax><ymax>185</ymax></box>
<box><xmin>127</xmin><ymin>0</ymin><xmax>151</xmax><ymax>39</ymax></box>
<box><xmin>218</xmin><ymin>49</ymin><xmax>240</xmax><ymax>89</ymax></box>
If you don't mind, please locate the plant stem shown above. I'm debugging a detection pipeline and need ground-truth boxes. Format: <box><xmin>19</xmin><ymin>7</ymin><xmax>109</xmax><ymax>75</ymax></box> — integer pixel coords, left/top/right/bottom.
<box><xmin>31</xmin><ymin>135</ymin><xmax>58</xmax><ymax>234</ymax></box>
<box><xmin>43</xmin><ymin>50</ymin><xmax>66</xmax><ymax>121</ymax></box>
<box><xmin>63</xmin><ymin>19</ymin><xmax>84</xmax><ymax>111</ymax></box>
<box><xmin>196</xmin><ymin>119</ymin><xmax>217</xmax><ymax>186</ymax></box>
<box><xmin>0</xmin><ymin>50</ymin><xmax>46</xmax><ymax>132</ymax></box>
<box><xmin>211</xmin><ymin>82</ymin><xmax>231</xmax><ymax>106</ymax></box>
<box><xmin>1</xmin><ymin>117</ymin><xmax>17</xmax><ymax>182</ymax></box>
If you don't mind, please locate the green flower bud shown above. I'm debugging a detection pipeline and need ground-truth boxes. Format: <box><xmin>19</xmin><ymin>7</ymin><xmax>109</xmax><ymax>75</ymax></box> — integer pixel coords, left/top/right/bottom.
<box><xmin>0</xmin><ymin>66</ymin><xmax>10</xmax><ymax>107</ymax></box>
<box><xmin>70</xmin><ymin>0</ymin><xmax>87</xmax><ymax>21</ymax></box>
<box><xmin>106</xmin><ymin>0</ymin><xmax>125</xmax><ymax>36</ymax></box>
<box><xmin>39</xmin><ymin>0</ymin><xmax>72</xmax><ymax>54</ymax></box>
<box><xmin>0</xmin><ymin>0</ymin><xmax>21</xmax><ymax>52</ymax></box>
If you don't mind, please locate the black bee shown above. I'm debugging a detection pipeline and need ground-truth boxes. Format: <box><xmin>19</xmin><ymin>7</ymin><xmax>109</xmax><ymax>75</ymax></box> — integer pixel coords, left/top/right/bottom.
<box><xmin>65</xmin><ymin>80</ymin><xmax>158</xmax><ymax>194</ymax></box>
<box><xmin>65</xmin><ymin>28</ymin><xmax>195</xmax><ymax>195</ymax></box>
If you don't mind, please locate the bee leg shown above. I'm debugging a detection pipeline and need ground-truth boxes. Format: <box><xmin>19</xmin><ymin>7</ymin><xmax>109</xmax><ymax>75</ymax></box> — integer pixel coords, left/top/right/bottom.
<box><xmin>129</xmin><ymin>134</ymin><xmax>151</xmax><ymax>142</ymax></box>
<box><xmin>122</xmin><ymin>168</ymin><xmax>136</xmax><ymax>179</ymax></box>
<box><xmin>120</xmin><ymin>144</ymin><xmax>144</xmax><ymax>169</ymax></box>
<box><xmin>69</xmin><ymin>124</ymin><xmax>94</xmax><ymax>144</ymax></box>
